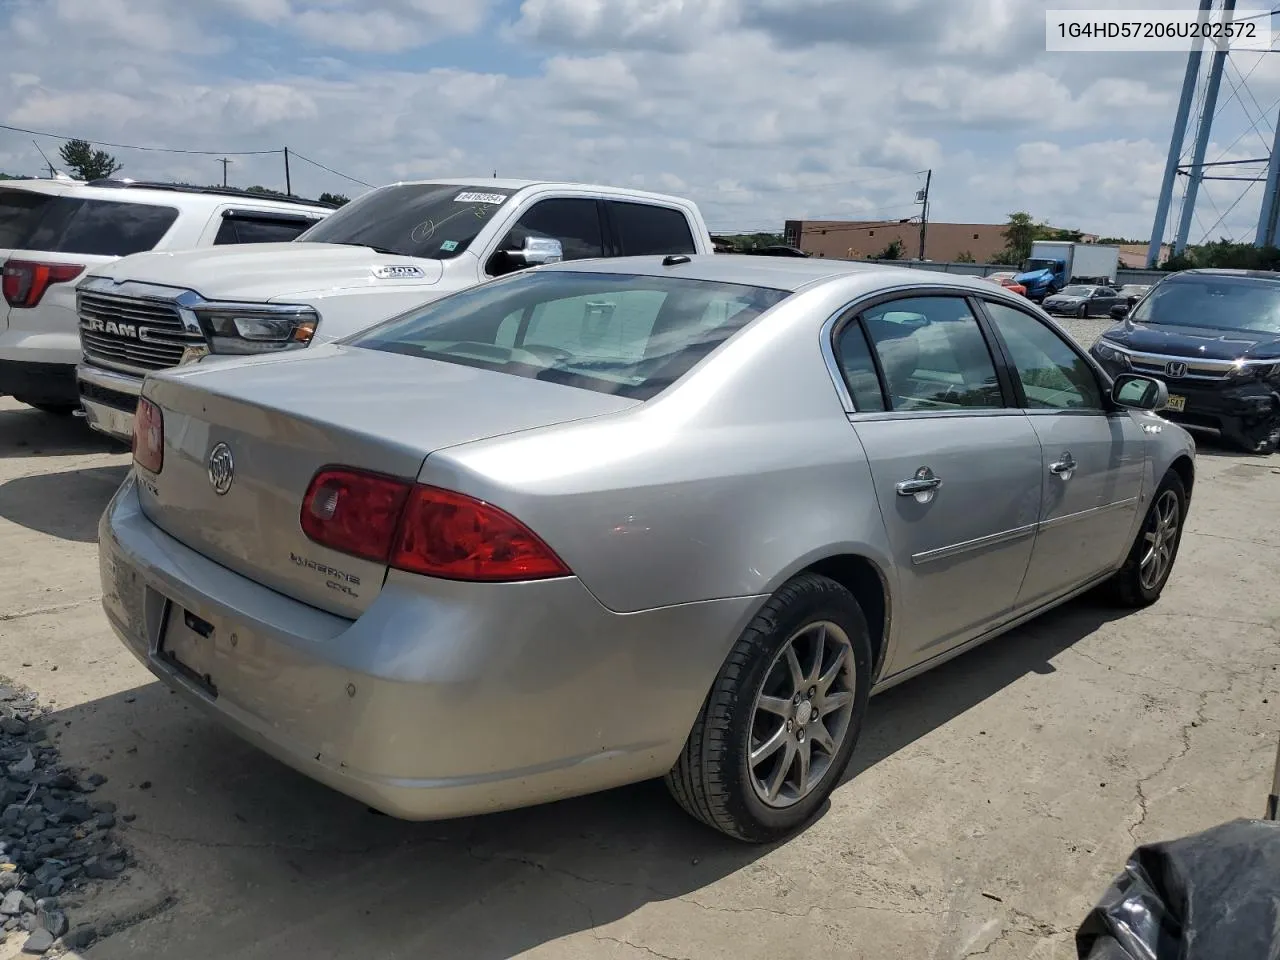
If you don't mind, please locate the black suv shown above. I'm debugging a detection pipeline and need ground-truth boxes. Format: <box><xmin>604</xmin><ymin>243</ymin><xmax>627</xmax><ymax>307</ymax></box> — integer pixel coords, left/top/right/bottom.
<box><xmin>1089</xmin><ymin>269</ymin><xmax>1280</xmax><ymax>452</ymax></box>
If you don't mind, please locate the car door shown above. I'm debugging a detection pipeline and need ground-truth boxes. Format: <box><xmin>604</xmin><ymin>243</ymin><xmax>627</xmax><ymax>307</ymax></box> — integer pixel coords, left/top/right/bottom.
<box><xmin>833</xmin><ymin>294</ymin><xmax>1046</xmax><ymax>674</ymax></box>
<box><xmin>978</xmin><ymin>298</ymin><xmax>1146</xmax><ymax>608</ymax></box>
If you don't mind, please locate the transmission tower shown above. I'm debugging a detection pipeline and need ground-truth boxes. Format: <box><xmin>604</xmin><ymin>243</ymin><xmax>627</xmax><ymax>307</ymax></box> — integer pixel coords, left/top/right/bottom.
<box><xmin>1147</xmin><ymin>0</ymin><xmax>1279</xmax><ymax>264</ymax></box>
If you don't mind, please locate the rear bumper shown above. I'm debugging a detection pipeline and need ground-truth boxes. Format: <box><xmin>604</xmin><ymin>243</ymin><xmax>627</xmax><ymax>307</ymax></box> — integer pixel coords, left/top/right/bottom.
<box><xmin>100</xmin><ymin>476</ymin><xmax>757</xmax><ymax>820</ymax></box>
<box><xmin>77</xmin><ymin>363</ymin><xmax>141</xmax><ymax>443</ymax></box>
<box><xmin>0</xmin><ymin>359</ymin><xmax>79</xmax><ymax>405</ymax></box>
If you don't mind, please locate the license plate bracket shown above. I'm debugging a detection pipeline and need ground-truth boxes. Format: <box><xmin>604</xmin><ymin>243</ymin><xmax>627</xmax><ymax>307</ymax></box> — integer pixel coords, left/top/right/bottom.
<box><xmin>157</xmin><ymin>603</ymin><xmax>218</xmax><ymax>698</ymax></box>
<box><xmin>1166</xmin><ymin>394</ymin><xmax>1186</xmax><ymax>413</ymax></box>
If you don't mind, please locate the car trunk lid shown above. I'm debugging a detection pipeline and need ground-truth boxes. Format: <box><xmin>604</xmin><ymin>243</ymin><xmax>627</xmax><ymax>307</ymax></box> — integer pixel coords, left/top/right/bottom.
<box><xmin>137</xmin><ymin>344</ymin><xmax>638</xmax><ymax>618</ymax></box>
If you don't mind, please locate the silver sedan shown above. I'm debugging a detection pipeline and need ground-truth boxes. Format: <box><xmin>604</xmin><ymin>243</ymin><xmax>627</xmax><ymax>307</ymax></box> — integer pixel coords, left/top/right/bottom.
<box><xmin>99</xmin><ymin>256</ymin><xmax>1195</xmax><ymax>842</ymax></box>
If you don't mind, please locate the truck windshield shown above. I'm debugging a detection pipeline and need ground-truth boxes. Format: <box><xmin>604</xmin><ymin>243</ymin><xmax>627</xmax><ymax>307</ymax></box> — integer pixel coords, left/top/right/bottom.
<box><xmin>1130</xmin><ymin>274</ymin><xmax>1280</xmax><ymax>335</ymax></box>
<box><xmin>297</xmin><ymin>184</ymin><xmax>517</xmax><ymax>260</ymax></box>
<box><xmin>1021</xmin><ymin>259</ymin><xmax>1056</xmax><ymax>273</ymax></box>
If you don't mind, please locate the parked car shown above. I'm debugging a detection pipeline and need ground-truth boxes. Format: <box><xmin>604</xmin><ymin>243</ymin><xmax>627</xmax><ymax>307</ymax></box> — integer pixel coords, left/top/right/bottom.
<box><xmin>1116</xmin><ymin>283</ymin><xmax>1151</xmax><ymax>306</ymax></box>
<box><xmin>1042</xmin><ymin>284</ymin><xmax>1124</xmax><ymax>317</ymax></box>
<box><xmin>1091</xmin><ymin>268</ymin><xmax>1280</xmax><ymax>453</ymax></box>
<box><xmin>0</xmin><ymin>179</ymin><xmax>332</xmax><ymax>415</ymax></box>
<box><xmin>76</xmin><ymin>179</ymin><xmax>712</xmax><ymax>444</ymax></box>
<box><xmin>99</xmin><ymin>256</ymin><xmax>1193</xmax><ymax>841</ymax></box>
<box><xmin>985</xmin><ymin>272</ymin><xmax>1028</xmax><ymax>297</ymax></box>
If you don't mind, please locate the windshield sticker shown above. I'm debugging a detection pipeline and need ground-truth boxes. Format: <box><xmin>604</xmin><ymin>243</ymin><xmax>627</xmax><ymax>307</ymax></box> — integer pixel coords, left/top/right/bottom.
<box><xmin>440</xmin><ymin>240</ymin><xmax>459</xmax><ymax>252</ymax></box>
<box><xmin>455</xmin><ymin>192</ymin><xmax>507</xmax><ymax>205</ymax></box>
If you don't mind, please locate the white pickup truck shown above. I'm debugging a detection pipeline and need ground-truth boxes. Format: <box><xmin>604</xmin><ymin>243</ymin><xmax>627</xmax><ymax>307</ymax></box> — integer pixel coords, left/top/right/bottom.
<box><xmin>76</xmin><ymin>178</ymin><xmax>713</xmax><ymax>443</ymax></box>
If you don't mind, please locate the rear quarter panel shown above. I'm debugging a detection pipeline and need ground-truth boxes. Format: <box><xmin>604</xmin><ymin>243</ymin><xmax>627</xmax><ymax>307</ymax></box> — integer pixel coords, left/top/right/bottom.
<box><xmin>419</xmin><ymin>281</ymin><xmax>898</xmax><ymax>615</ymax></box>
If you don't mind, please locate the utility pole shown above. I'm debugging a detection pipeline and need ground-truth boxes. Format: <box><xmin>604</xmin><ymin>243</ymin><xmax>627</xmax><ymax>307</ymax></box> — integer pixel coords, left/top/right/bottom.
<box><xmin>283</xmin><ymin>147</ymin><xmax>292</xmax><ymax>196</ymax></box>
<box><xmin>1256</xmin><ymin>106</ymin><xmax>1280</xmax><ymax>247</ymax></box>
<box><xmin>1148</xmin><ymin>0</ymin><xmax>1214</xmax><ymax>266</ymax></box>
<box><xmin>916</xmin><ymin>169</ymin><xmax>932</xmax><ymax>260</ymax></box>
<box><xmin>1173</xmin><ymin>0</ymin><xmax>1237</xmax><ymax>256</ymax></box>
<box><xmin>216</xmin><ymin>158</ymin><xmax>233</xmax><ymax>188</ymax></box>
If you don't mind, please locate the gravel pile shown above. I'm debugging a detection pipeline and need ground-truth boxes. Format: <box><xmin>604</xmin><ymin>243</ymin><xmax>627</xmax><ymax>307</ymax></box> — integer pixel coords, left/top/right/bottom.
<box><xmin>0</xmin><ymin>682</ymin><xmax>129</xmax><ymax>955</ymax></box>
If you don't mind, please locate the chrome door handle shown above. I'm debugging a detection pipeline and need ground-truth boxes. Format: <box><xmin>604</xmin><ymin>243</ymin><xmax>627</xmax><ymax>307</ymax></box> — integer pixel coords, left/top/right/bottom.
<box><xmin>1050</xmin><ymin>453</ymin><xmax>1076</xmax><ymax>477</ymax></box>
<box><xmin>896</xmin><ymin>467</ymin><xmax>941</xmax><ymax>499</ymax></box>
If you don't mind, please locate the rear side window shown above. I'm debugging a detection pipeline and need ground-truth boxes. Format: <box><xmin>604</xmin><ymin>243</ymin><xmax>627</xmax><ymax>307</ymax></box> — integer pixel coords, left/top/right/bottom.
<box><xmin>608</xmin><ymin>201</ymin><xmax>697</xmax><ymax>256</ymax></box>
<box><xmin>24</xmin><ymin>199</ymin><xmax>178</xmax><ymax>256</ymax></box>
<box><xmin>349</xmin><ymin>270</ymin><xmax>791</xmax><ymax>400</ymax></box>
<box><xmin>0</xmin><ymin>189</ymin><xmax>53</xmax><ymax>248</ymax></box>
<box><xmin>860</xmin><ymin>297</ymin><xmax>1004</xmax><ymax>411</ymax></box>
<box><xmin>214</xmin><ymin>216</ymin><xmax>318</xmax><ymax>245</ymax></box>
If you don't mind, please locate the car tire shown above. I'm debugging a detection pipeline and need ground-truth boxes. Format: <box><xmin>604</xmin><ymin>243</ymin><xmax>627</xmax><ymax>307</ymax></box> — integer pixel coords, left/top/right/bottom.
<box><xmin>1077</xmin><ymin>303</ymin><xmax>1088</xmax><ymax>318</ymax></box>
<box><xmin>16</xmin><ymin>399</ymin><xmax>77</xmax><ymax>416</ymax></box>
<box><xmin>1105</xmin><ymin>470</ymin><xmax>1187</xmax><ymax>608</ymax></box>
<box><xmin>665</xmin><ymin>573</ymin><xmax>873</xmax><ymax>843</ymax></box>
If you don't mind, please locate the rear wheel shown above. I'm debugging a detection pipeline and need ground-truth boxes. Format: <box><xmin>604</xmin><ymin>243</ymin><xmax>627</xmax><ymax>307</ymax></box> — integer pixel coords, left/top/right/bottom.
<box><xmin>1105</xmin><ymin>471</ymin><xmax>1187</xmax><ymax>607</ymax></box>
<box><xmin>1077</xmin><ymin>303</ymin><xmax>1089</xmax><ymax>318</ymax></box>
<box><xmin>16</xmin><ymin>399</ymin><xmax>77</xmax><ymax>416</ymax></box>
<box><xmin>665</xmin><ymin>574</ymin><xmax>872</xmax><ymax>842</ymax></box>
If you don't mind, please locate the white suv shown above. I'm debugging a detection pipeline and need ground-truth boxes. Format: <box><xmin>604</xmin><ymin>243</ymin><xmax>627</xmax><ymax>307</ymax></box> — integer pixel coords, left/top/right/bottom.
<box><xmin>0</xmin><ymin>179</ymin><xmax>332</xmax><ymax>414</ymax></box>
<box><xmin>75</xmin><ymin>179</ymin><xmax>713</xmax><ymax>443</ymax></box>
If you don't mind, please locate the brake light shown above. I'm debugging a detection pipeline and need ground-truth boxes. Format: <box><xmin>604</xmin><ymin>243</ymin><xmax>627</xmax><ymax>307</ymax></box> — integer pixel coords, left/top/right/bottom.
<box><xmin>133</xmin><ymin>397</ymin><xmax>164</xmax><ymax>474</ymax></box>
<box><xmin>2</xmin><ymin>260</ymin><xmax>85</xmax><ymax>308</ymax></box>
<box><xmin>392</xmin><ymin>486</ymin><xmax>570</xmax><ymax>581</ymax></box>
<box><xmin>299</xmin><ymin>468</ymin><xmax>570</xmax><ymax>582</ymax></box>
<box><xmin>300</xmin><ymin>469</ymin><xmax>411</xmax><ymax>563</ymax></box>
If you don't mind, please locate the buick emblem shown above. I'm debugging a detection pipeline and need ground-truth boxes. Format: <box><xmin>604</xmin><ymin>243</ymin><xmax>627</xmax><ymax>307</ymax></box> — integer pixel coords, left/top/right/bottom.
<box><xmin>1165</xmin><ymin>361</ymin><xmax>1188</xmax><ymax>379</ymax></box>
<box><xmin>207</xmin><ymin>442</ymin><xmax>235</xmax><ymax>496</ymax></box>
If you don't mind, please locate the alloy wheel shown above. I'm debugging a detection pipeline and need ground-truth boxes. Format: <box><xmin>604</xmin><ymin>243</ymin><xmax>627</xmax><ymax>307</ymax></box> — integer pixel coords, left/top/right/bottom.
<box><xmin>748</xmin><ymin>621</ymin><xmax>857</xmax><ymax>809</ymax></box>
<box><xmin>1139</xmin><ymin>489</ymin><xmax>1180</xmax><ymax>591</ymax></box>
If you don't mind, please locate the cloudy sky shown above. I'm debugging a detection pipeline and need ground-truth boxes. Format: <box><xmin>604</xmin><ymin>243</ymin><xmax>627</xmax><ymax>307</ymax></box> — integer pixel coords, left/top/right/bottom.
<box><xmin>2</xmin><ymin>0</ymin><xmax>1278</xmax><ymax>243</ymax></box>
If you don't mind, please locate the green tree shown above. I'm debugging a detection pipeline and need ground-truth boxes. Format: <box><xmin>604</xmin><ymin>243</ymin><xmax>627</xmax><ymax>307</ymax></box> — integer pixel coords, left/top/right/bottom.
<box><xmin>874</xmin><ymin>238</ymin><xmax>905</xmax><ymax>260</ymax></box>
<box><xmin>1161</xmin><ymin>238</ymin><xmax>1280</xmax><ymax>271</ymax></box>
<box><xmin>955</xmin><ymin>250</ymin><xmax>976</xmax><ymax>263</ymax></box>
<box><xmin>1001</xmin><ymin>212</ymin><xmax>1038</xmax><ymax>263</ymax></box>
<box><xmin>318</xmin><ymin>192</ymin><xmax>350</xmax><ymax>207</ymax></box>
<box><xmin>245</xmin><ymin>184</ymin><xmax>288</xmax><ymax>197</ymax></box>
<box><xmin>58</xmin><ymin>140</ymin><xmax>122</xmax><ymax>181</ymax></box>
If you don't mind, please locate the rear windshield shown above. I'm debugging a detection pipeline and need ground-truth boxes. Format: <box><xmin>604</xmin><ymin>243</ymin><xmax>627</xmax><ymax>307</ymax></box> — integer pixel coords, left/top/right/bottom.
<box><xmin>1130</xmin><ymin>274</ymin><xmax>1280</xmax><ymax>334</ymax></box>
<box><xmin>6</xmin><ymin>196</ymin><xmax>178</xmax><ymax>256</ymax></box>
<box><xmin>0</xmin><ymin>188</ymin><xmax>53</xmax><ymax>249</ymax></box>
<box><xmin>298</xmin><ymin>184</ymin><xmax>516</xmax><ymax>260</ymax></box>
<box><xmin>347</xmin><ymin>270</ymin><xmax>792</xmax><ymax>400</ymax></box>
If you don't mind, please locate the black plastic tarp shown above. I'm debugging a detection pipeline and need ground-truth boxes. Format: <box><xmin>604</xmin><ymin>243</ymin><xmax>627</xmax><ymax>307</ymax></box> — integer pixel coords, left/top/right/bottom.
<box><xmin>1077</xmin><ymin>819</ymin><xmax>1280</xmax><ymax>959</ymax></box>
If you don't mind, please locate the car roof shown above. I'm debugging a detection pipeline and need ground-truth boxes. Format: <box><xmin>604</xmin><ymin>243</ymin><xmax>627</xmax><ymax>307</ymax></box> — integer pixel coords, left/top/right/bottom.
<box><xmin>1176</xmin><ymin>268</ymin><xmax>1280</xmax><ymax>282</ymax></box>
<box><xmin>538</xmin><ymin>254</ymin><xmax>1011</xmax><ymax>294</ymax></box>
<box><xmin>382</xmin><ymin>178</ymin><xmax>698</xmax><ymax>206</ymax></box>
<box><xmin>0</xmin><ymin>177</ymin><xmax>332</xmax><ymax>213</ymax></box>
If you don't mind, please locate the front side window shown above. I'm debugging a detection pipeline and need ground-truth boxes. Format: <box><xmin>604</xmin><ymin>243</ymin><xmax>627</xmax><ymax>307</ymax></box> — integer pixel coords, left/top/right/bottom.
<box><xmin>348</xmin><ymin>271</ymin><xmax>790</xmax><ymax>400</ymax></box>
<box><xmin>859</xmin><ymin>296</ymin><xmax>1004</xmax><ymax>411</ymax></box>
<box><xmin>492</xmin><ymin>198</ymin><xmax>604</xmax><ymax>265</ymax></box>
<box><xmin>23</xmin><ymin>199</ymin><xmax>178</xmax><ymax>256</ymax></box>
<box><xmin>299</xmin><ymin>183</ymin><xmax>516</xmax><ymax>260</ymax></box>
<box><xmin>984</xmin><ymin>301</ymin><xmax>1102</xmax><ymax>410</ymax></box>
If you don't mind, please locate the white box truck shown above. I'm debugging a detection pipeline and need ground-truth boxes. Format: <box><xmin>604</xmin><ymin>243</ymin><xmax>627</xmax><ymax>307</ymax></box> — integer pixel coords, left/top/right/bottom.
<box><xmin>1015</xmin><ymin>241</ymin><xmax>1120</xmax><ymax>301</ymax></box>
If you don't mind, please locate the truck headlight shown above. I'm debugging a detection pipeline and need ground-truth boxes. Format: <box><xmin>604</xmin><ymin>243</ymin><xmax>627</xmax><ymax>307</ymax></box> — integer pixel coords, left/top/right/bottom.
<box><xmin>192</xmin><ymin>304</ymin><xmax>319</xmax><ymax>355</ymax></box>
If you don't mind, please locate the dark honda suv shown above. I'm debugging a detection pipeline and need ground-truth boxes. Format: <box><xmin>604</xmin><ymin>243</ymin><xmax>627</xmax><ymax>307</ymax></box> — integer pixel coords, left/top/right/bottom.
<box><xmin>1090</xmin><ymin>269</ymin><xmax>1280</xmax><ymax>453</ymax></box>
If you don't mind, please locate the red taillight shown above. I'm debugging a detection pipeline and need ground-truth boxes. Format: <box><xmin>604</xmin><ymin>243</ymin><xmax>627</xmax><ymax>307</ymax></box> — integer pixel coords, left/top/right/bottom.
<box><xmin>1</xmin><ymin>260</ymin><xmax>85</xmax><ymax>308</ymax></box>
<box><xmin>300</xmin><ymin>469</ymin><xmax>412</xmax><ymax>564</ymax></box>
<box><xmin>133</xmin><ymin>397</ymin><xmax>164</xmax><ymax>474</ymax></box>
<box><xmin>299</xmin><ymin>468</ymin><xmax>570</xmax><ymax>582</ymax></box>
<box><xmin>391</xmin><ymin>486</ymin><xmax>570</xmax><ymax>581</ymax></box>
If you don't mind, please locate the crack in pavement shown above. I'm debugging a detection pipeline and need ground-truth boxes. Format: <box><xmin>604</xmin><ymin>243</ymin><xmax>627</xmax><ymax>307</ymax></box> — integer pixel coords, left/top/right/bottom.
<box><xmin>592</xmin><ymin>935</ymin><xmax>694</xmax><ymax>960</ymax></box>
<box><xmin>0</xmin><ymin>598</ymin><xmax>100</xmax><ymax>622</ymax></box>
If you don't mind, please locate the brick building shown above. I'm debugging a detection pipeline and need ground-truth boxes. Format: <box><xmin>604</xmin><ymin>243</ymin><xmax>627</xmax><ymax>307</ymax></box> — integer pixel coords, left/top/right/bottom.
<box><xmin>784</xmin><ymin>219</ymin><xmax>1009</xmax><ymax>262</ymax></box>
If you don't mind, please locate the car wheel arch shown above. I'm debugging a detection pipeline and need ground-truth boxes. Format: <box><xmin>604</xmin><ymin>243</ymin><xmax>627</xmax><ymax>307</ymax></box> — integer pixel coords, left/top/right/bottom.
<box><xmin>1169</xmin><ymin>454</ymin><xmax>1195</xmax><ymax>500</ymax></box>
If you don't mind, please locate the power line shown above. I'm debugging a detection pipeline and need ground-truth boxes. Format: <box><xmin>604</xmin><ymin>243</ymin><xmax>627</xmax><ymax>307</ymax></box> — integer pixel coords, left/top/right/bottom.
<box><xmin>0</xmin><ymin>121</ymin><xmax>282</xmax><ymax>156</ymax></box>
<box><xmin>288</xmin><ymin>150</ymin><xmax>373</xmax><ymax>188</ymax></box>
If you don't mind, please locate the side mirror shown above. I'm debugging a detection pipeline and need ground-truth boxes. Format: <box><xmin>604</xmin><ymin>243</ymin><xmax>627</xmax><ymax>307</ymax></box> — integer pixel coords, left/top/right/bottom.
<box><xmin>1112</xmin><ymin>373</ymin><xmax>1168</xmax><ymax>411</ymax></box>
<box><xmin>489</xmin><ymin>236</ymin><xmax>564</xmax><ymax>276</ymax></box>
<box><xmin>1110</xmin><ymin>304</ymin><xmax>1129</xmax><ymax>319</ymax></box>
